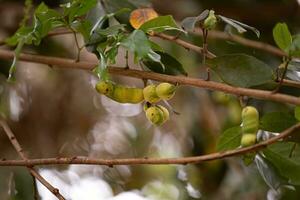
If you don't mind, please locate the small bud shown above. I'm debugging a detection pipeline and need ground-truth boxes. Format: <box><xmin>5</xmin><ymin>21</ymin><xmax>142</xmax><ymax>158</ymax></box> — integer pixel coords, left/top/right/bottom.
<box><xmin>203</xmin><ymin>10</ymin><xmax>217</xmax><ymax>30</ymax></box>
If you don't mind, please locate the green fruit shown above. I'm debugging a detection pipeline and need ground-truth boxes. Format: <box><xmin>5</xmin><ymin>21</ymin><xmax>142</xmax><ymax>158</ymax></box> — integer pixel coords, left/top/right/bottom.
<box><xmin>143</xmin><ymin>85</ymin><xmax>161</xmax><ymax>103</ymax></box>
<box><xmin>203</xmin><ymin>10</ymin><xmax>217</xmax><ymax>30</ymax></box>
<box><xmin>145</xmin><ymin>106</ymin><xmax>164</xmax><ymax>126</ymax></box>
<box><xmin>242</xmin><ymin>106</ymin><xmax>259</xmax><ymax>134</ymax></box>
<box><xmin>95</xmin><ymin>81</ymin><xmax>144</xmax><ymax>104</ymax></box>
<box><xmin>241</xmin><ymin>134</ymin><xmax>257</xmax><ymax>147</ymax></box>
<box><xmin>157</xmin><ymin>105</ymin><xmax>170</xmax><ymax>122</ymax></box>
<box><xmin>155</xmin><ymin>83</ymin><xmax>176</xmax><ymax>100</ymax></box>
<box><xmin>112</xmin><ymin>85</ymin><xmax>144</xmax><ymax>104</ymax></box>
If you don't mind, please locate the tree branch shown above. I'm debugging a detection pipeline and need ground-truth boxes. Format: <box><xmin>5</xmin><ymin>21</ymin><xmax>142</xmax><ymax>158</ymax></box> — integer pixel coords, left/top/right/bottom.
<box><xmin>195</xmin><ymin>29</ymin><xmax>287</xmax><ymax>58</ymax></box>
<box><xmin>152</xmin><ymin>33</ymin><xmax>300</xmax><ymax>89</ymax></box>
<box><xmin>0</xmin><ymin>122</ymin><xmax>299</xmax><ymax>167</ymax></box>
<box><xmin>7</xmin><ymin>29</ymin><xmax>299</xmax><ymax>89</ymax></box>
<box><xmin>153</xmin><ymin>33</ymin><xmax>216</xmax><ymax>58</ymax></box>
<box><xmin>0</xmin><ymin>49</ymin><xmax>299</xmax><ymax>105</ymax></box>
<box><xmin>0</xmin><ymin>120</ymin><xmax>66</xmax><ymax>200</ymax></box>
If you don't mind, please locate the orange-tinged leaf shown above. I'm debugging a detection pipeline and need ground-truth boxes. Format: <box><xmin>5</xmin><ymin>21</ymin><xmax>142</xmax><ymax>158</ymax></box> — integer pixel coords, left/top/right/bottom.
<box><xmin>129</xmin><ymin>8</ymin><xmax>158</xmax><ymax>29</ymax></box>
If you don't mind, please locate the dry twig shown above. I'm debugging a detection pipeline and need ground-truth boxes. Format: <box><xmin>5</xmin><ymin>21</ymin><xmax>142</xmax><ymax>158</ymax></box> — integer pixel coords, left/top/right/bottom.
<box><xmin>0</xmin><ymin>120</ymin><xmax>66</xmax><ymax>200</ymax></box>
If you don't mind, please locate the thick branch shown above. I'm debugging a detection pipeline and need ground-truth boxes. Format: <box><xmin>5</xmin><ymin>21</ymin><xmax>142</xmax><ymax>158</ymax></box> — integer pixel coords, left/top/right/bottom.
<box><xmin>14</xmin><ymin>29</ymin><xmax>300</xmax><ymax>89</ymax></box>
<box><xmin>0</xmin><ymin>49</ymin><xmax>299</xmax><ymax>105</ymax></box>
<box><xmin>0</xmin><ymin>120</ymin><xmax>66</xmax><ymax>200</ymax></box>
<box><xmin>1</xmin><ymin>122</ymin><xmax>300</xmax><ymax>167</ymax></box>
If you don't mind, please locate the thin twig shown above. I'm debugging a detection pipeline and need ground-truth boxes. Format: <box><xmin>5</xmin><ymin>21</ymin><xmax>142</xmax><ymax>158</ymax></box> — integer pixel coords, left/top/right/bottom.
<box><xmin>273</xmin><ymin>59</ymin><xmax>290</xmax><ymax>93</ymax></box>
<box><xmin>153</xmin><ymin>32</ymin><xmax>216</xmax><ymax>58</ymax></box>
<box><xmin>194</xmin><ymin>29</ymin><xmax>287</xmax><ymax>57</ymax></box>
<box><xmin>0</xmin><ymin>49</ymin><xmax>299</xmax><ymax>105</ymax></box>
<box><xmin>201</xmin><ymin>28</ymin><xmax>210</xmax><ymax>80</ymax></box>
<box><xmin>70</xmin><ymin>28</ymin><xmax>82</xmax><ymax>62</ymax></box>
<box><xmin>125</xmin><ymin>50</ymin><xmax>129</xmax><ymax>69</ymax></box>
<box><xmin>0</xmin><ymin>120</ymin><xmax>66</xmax><ymax>200</ymax></box>
<box><xmin>32</xmin><ymin>176</ymin><xmax>39</xmax><ymax>200</ymax></box>
<box><xmin>0</xmin><ymin>122</ymin><xmax>299</xmax><ymax>167</ymax></box>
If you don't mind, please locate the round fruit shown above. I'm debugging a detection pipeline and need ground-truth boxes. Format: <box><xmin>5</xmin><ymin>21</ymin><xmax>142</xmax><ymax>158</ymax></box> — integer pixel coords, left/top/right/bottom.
<box><xmin>143</xmin><ymin>85</ymin><xmax>161</xmax><ymax>103</ymax></box>
<box><xmin>241</xmin><ymin>134</ymin><xmax>257</xmax><ymax>147</ymax></box>
<box><xmin>155</xmin><ymin>83</ymin><xmax>176</xmax><ymax>100</ymax></box>
<box><xmin>145</xmin><ymin>106</ymin><xmax>164</xmax><ymax>126</ymax></box>
<box><xmin>241</xmin><ymin>106</ymin><xmax>259</xmax><ymax>134</ymax></box>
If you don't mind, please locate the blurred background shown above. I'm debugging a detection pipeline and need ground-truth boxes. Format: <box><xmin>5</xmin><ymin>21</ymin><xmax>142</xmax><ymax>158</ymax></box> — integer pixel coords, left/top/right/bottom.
<box><xmin>0</xmin><ymin>0</ymin><xmax>300</xmax><ymax>199</ymax></box>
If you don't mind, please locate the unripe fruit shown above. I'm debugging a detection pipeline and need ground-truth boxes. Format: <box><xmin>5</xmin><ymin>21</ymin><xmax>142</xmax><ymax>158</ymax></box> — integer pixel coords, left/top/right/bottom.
<box><xmin>96</xmin><ymin>81</ymin><xmax>114</xmax><ymax>95</ymax></box>
<box><xmin>145</xmin><ymin>106</ymin><xmax>164</xmax><ymax>126</ymax></box>
<box><xmin>155</xmin><ymin>83</ymin><xmax>176</xmax><ymax>100</ymax></box>
<box><xmin>203</xmin><ymin>10</ymin><xmax>217</xmax><ymax>30</ymax></box>
<box><xmin>241</xmin><ymin>134</ymin><xmax>257</xmax><ymax>147</ymax></box>
<box><xmin>157</xmin><ymin>105</ymin><xmax>170</xmax><ymax>122</ymax></box>
<box><xmin>143</xmin><ymin>85</ymin><xmax>161</xmax><ymax>103</ymax></box>
<box><xmin>240</xmin><ymin>106</ymin><xmax>259</xmax><ymax>148</ymax></box>
<box><xmin>241</xmin><ymin>106</ymin><xmax>259</xmax><ymax>134</ymax></box>
<box><xmin>95</xmin><ymin>81</ymin><xmax>144</xmax><ymax>104</ymax></box>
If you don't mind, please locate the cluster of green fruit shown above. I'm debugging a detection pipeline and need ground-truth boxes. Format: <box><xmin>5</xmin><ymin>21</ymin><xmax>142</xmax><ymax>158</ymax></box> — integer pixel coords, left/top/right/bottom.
<box><xmin>240</xmin><ymin>106</ymin><xmax>259</xmax><ymax>147</ymax></box>
<box><xmin>95</xmin><ymin>81</ymin><xmax>176</xmax><ymax>126</ymax></box>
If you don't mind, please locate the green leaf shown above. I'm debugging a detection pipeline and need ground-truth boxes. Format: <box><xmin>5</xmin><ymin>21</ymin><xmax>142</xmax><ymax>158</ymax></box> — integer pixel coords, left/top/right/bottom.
<box><xmin>33</xmin><ymin>3</ymin><xmax>64</xmax><ymax>43</ymax></box>
<box><xmin>94</xmin><ymin>24</ymin><xmax>126</xmax><ymax>37</ymax></box>
<box><xmin>181</xmin><ymin>10</ymin><xmax>209</xmax><ymax>31</ymax></box>
<box><xmin>264</xmin><ymin>142</ymin><xmax>300</xmax><ymax>185</ymax></box>
<box><xmin>139</xmin><ymin>15</ymin><xmax>184</xmax><ymax>33</ymax></box>
<box><xmin>6</xmin><ymin>3</ymin><xmax>64</xmax><ymax>46</ymax></box>
<box><xmin>63</xmin><ymin>0</ymin><xmax>98</xmax><ymax>23</ymax></box>
<box><xmin>149</xmin><ymin>41</ymin><xmax>164</xmax><ymax>52</ymax></box>
<box><xmin>260</xmin><ymin>112</ymin><xmax>297</xmax><ymax>133</ymax></box>
<box><xmin>142</xmin><ymin>52</ymin><xmax>187</xmax><ymax>76</ymax></box>
<box><xmin>101</xmin><ymin>0</ymin><xmax>136</xmax><ymax>25</ymax></box>
<box><xmin>217</xmin><ymin>126</ymin><xmax>242</xmax><ymax>151</ymax></box>
<box><xmin>295</xmin><ymin>107</ymin><xmax>300</xmax><ymax>121</ymax></box>
<box><xmin>255</xmin><ymin>153</ymin><xmax>288</xmax><ymax>190</ymax></box>
<box><xmin>121</xmin><ymin>30</ymin><xmax>151</xmax><ymax>59</ymax></box>
<box><xmin>273</xmin><ymin>23</ymin><xmax>292</xmax><ymax>52</ymax></box>
<box><xmin>72</xmin><ymin>21</ymin><xmax>92</xmax><ymax>41</ymax></box>
<box><xmin>5</xmin><ymin>26</ymin><xmax>35</xmax><ymax>46</ymax></box>
<box><xmin>207</xmin><ymin>54</ymin><xmax>274</xmax><ymax>88</ymax></box>
<box><xmin>218</xmin><ymin>15</ymin><xmax>260</xmax><ymax>38</ymax></box>
<box><xmin>94</xmin><ymin>49</ymin><xmax>109</xmax><ymax>81</ymax></box>
<box><xmin>289</xmin><ymin>35</ymin><xmax>300</xmax><ymax>57</ymax></box>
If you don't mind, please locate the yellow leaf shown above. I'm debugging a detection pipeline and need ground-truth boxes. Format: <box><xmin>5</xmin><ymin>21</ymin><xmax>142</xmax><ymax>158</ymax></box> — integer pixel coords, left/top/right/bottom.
<box><xmin>129</xmin><ymin>8</ymin><xmax>158</xmax><ymax>29</ymax></box>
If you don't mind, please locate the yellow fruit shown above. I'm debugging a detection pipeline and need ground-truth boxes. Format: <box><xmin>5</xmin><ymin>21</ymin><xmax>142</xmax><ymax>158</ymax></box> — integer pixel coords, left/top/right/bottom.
<box><xmin>241</xmin><ymin>134</ymin><xmax>257</xmax><ymax>147</ymax></box>
<box><xmin>145</xmin><ymin>106</ymin><xmax>164</xmax><ymax>126</ymax></box>
<box><xmin>95</xmin><ymin>81</ymin><xmax>114</xmax><ymax>95</ymax></box>
<box><xmin>203</xmin><ymin>10</ymin><xmax>217</xmax><ymax>30</ymax></box>
<box><xmin>240</xmin><ymin>106</ymin><xmax>259</xmax><ymax>147</ymax></box>
<box><xmin>143</xmin><ymin>85</ymin><xmax>161</xmax><ymax>103</ymax></box>
<box><xmin>95</xmin><ymin>81</ymin><xmax>144</xmax><ymax>104</ymax></box>
<box><xmin>242</xmin><ymin>106</ymin><xmax>259</xmax><ymax>134</ymax></box>
<box><xmin>157</xmin><ymin>105</ymin><xmax>170</xmax><ymax>122</ymax></box>
<box><xmin>155</xmin><ymin>83</ymin><xmax>176</xmax><ymax>100</ymax></box>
